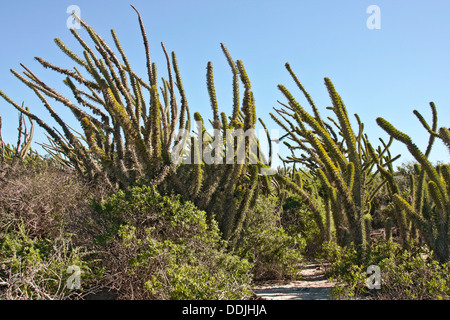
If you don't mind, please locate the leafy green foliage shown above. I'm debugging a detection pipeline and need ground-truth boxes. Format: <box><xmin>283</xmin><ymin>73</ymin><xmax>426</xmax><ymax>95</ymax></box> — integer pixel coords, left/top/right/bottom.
<box><xmin>376</xmin><ymin>247</ymin><xmax>450</xmax><ymax>299</ymax></box>
<box><xmin>323</xmin><ymin>241</ymin><xmax>450</xmax><ymax>300</ymax></box>
<box><xmin>0</xmin><ymin>222</ymin><xmax>98</xmax><ymax>300</ymax></box>
<box><xmin>0</xmin><ymin>161</ymin><xmax>108</xmax><ymax>300</ymax></box>
<box><xmin>93</xmin><ymin>185</ymin><xmax>253</xmax><ymax>299</ymax></box>
<box><xmin>236</xmin><ymin>195</ymin><xmax>305</xmax><ymax>280</ymax></box>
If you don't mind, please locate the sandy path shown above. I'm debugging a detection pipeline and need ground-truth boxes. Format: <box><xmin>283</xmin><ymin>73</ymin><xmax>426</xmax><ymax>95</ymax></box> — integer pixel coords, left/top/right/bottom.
<box><xmin>252</xmin><ymin>263</ymin><xmax>335</xmax><ymax>300</ymax></box>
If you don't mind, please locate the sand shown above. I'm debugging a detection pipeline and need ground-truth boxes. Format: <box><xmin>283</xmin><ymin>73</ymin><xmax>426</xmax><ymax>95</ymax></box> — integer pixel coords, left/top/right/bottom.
<box><xmin>252</xmin><ymin>263</ymin><xmax>335</xmax><ymax>300</ymax></box>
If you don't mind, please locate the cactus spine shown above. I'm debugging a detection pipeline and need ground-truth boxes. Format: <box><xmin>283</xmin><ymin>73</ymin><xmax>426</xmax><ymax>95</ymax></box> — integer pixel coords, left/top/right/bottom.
<box><xmin>377</xmin><ymin>103</ymin><xmax>449</xmax><ymax>262</ymax></box>
<box><xmin>0</xmin><ymin>8</ymin><xmax>272</xmax><ymax>249</ymax></box>
<box><xmin>272</xmin><ymin>64</ymin><xmax>398</xmax><ymax>251</ymax></box>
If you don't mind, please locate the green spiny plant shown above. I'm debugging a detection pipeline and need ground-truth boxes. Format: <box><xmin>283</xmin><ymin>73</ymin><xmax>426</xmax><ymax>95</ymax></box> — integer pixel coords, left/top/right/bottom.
<box><xmin>0</xmin><ymin>7</ymin><xmax>272</xmax><ymax>247</ymax></box>
<box><xmin>272</xmin><ymin>63</ymin><xmax>399</xmax><ymax>252</ymax></box>
<box><xmin>0</xmin><ymin>7</ymin><xmax>194</xmax><ymax>190</ymax></box>
<box><xmin>376</xmin><ymin>102</ymin><xmax>449</xmax><ymax>262</ymax></box>
<box><xmin>171</xmin><ymin>44</ymin><xmax>272</xmax><ymax>246</ymax></box>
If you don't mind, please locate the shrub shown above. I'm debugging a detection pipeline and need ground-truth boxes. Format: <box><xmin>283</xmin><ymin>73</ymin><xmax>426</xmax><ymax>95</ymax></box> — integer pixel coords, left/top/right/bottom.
<box><xmin>236</xmin><ymin>195</ymin><xmax>305</xmax><ymax>281</ymax></box>
<box><xmin>0</xmin><ymin>222</ymin><xmax>98</xmax><ymax>300</ymax></box>
<box><xmin>0</xmin><ymin>160</ymin><xmax>109</xmax><ymax>300</ymax></box>
<box><xmin>322</xmin><ymin>241</ymin><xmax>450</xmax><ymax>300</ymax></box>
<box><xmin>375</xmin><ymin>246</ymin><xmax>450</xmax><ymax>299</ymax></box>
<box><xmin>281</xmin><ymin>193</ymin><xmax>322</xmax><ymax>258</ymax></box>
<box><xmin>0</xmin><ymin>161</ymin><xmax>110</xmax><ymax>241</ymax></box>
<box><xmin>93</xmin><ymin>185</ymin><xmax>253</xmax><ymax>299</ymax></box>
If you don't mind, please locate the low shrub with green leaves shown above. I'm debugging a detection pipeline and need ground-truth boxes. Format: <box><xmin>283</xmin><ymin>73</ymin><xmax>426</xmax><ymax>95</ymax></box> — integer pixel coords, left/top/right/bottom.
<box><xmin>322</xmin><ymin>241</ymin><xmax>450</xmax><ymax>300</ymax></box>
<box><xmin>377</xmin><ymin>246</ymin><xmax>450</xmax><ymax>300</ymax></box>
<box><xmin>0</xmin><ymin>222</ymin><xmax>99</xmax><ymax>300</ymax></box>
<box><xmin>281</xmin><ymin>192</ymin><xmax>323</xmax><ymax>258</ymax></box>
<box><xmin>236</xmin><ymin>195</ymin><xmax>305</xmax><ymax>281</ymax></box>
<box><xmin>93</xmin><ymin>185</ymin><xmax>253</xmax><ymax>299</ymax></box>
<box><xmin>0</xmin><ymin>160</ymin><xmax>108</xmax><ymax>300</ymax></box>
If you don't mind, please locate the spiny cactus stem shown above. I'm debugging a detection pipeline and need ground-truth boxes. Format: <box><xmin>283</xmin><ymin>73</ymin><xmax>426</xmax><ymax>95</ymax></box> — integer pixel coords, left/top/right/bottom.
<box><xmin>130</xmin><ymin>5</ymin><xmax>154</xmax><ymax>87</ymax></box>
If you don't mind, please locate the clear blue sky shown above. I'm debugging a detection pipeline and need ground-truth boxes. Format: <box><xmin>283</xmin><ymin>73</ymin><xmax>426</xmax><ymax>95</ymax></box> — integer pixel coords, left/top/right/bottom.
<box><xmin>0</xmin><ymin>0</ymin><xmax>449</xmax><ymax>166</ymax></box>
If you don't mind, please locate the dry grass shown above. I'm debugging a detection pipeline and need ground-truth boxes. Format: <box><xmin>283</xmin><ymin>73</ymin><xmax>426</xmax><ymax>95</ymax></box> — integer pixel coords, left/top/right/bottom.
<box><xmin>0</xmin><ymin>160</ymin><xmax>111</xmax><ymax>299</ymax></box>
<box><xmin>0</xmin><ymin>161</ymin><xmax>110</xmax><ymax>239</ymax></box>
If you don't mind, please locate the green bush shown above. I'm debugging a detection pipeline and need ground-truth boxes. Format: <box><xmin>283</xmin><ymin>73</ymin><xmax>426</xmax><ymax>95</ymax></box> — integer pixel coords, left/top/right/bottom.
<box><xmin>0</xmin><ymin>161</ymin><xmax>106</xmax><ymax>300</ymax></box>
<box><xmin>236</xmin><ymin>195</ymin><xmax>305</xmax><ymax>281</ymax></box>
<box><xmin>322</xmin><ymin>241</ymin><xmax>450</xmax><ymax>300</ymax></box>
<box><xmin>0</xmin><ymin>161</ymin><xmax>109</xmax><ymax>241</ymax></box>
<box><xmin>0</xmin><ymin>223</ymin><xmax>97</xmax><ymax>299</ymax></box>
<box><xmin>281</xmin><ymin>193</ymin><xmax>322</xmax><ymax>258</ymax></box>
<box><xmin>376</xmin><ymin>246</ymin><xmax>450</xmax><ymax>299</ymax></box>
<box><xmin>94</xmin><ymin>185</ymin><xmax>253</xmax><ymax>299</ymax></box>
